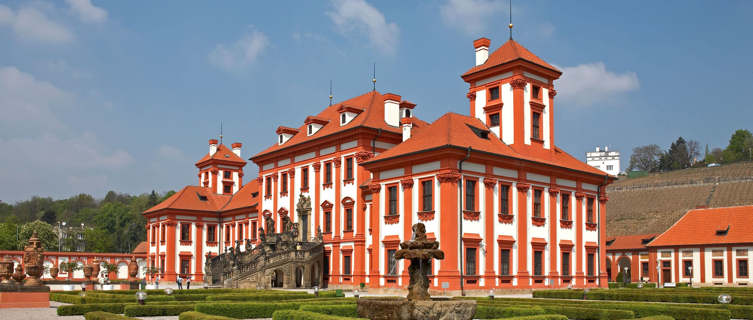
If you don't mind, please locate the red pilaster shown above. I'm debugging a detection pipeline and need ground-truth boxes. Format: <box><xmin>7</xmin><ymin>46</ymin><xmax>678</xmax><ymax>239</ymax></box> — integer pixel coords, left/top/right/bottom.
<box><xmin>368</xmin><ymin>183</ymin><xmax>381</xmax><ymax>287</ymax></box>
<box><xmin>575</xmin><ymin>192</ymin><xmax>585</xmax><ymax>287</ymax></box>
<box><xmin>483</xmin><ymin>178</ymin><xmax>496</xmax><ymax>287</ymax></box>
<box><xmin>700</xmin><ymin>248</ymin><xmax>706</xmax><ymax>283</ymax></box>
<box><xmin>510</xmin><ymin>76</ymin><xmax>527</xmax><ymax>146</ymax></box>
<box><xmin>548</xmin><ymin>187</ymin><xmax>560</xmax><ymax>287</ymax></box>
<box><xmin>437</xmin><ymin>170</ymin><xmax>461</xmax><ymax>289</ymax></box>
<box><xmin>548</xmin><ymin>89</ymin><xmax>556</xmax><ymax>147</ymax></box>
<box><xmin>314</xmin><ymin>162</ymin><xmax>321</xmax><ymax>234</ymax></box>
<box><xmin>727</xmin><ymin>246</ymin><xmax>734</xmax><ymax>284</ymax></box>
<box><xmin>195</xmin><ymin>223</ymin><xmax>204</xmax><ymax>281</ymax></box>
<box><xmin>598</xmin><ymin>195</ymin><xmax>608</xmax><ymax>287</ymax></box>
<box><xmin>165</xmin><ymin>221</ymin><xmax>176</xmax><ymax>281</ymax></box>
<box><xmin>401</xmin><ymin>177</ymin><xmax>414</xmax><ymax>284</ymax></box>
<box><xmin>516</xmin><ymin>181</ymin><xmax>530</xmax><ymax>288</ymax></box>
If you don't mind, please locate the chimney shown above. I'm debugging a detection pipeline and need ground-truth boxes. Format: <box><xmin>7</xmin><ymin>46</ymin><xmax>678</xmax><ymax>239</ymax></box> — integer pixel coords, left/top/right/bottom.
<box><xmin>232</xmin><ymin>142</ymin><xmax>242</xmax><ymax>157</ymax></box>
<box><xmin>400</xmin><ymin>117</ymin><xmax>413</xmax><ymax>141</ymax></box>
<box><xmin>209</xmin><ymin>139</ymin><xmax>218</xmax><ymax>156</ymax></box>
<box><xmin>604</xmin><ymin>146</ymin><xmax>609</xmax><ymax>152</ymax></box>
<box><xmin>383</xmin><ymin>93</ymin><xmax>401</xmax><ymax>127</ymax></box>
<box><xmin>474</xmin><ymin>37</ymin><xmax>490</xmax><ymax>66</ymax></box>
<box><xmin>595</xmin><ymin>146</ymin><xmax>600</xmax><ymax>152</ymax></box>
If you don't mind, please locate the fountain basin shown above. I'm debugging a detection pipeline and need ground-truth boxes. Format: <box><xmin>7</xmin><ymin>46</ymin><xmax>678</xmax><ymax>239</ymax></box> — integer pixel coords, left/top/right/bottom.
<box><xmin>357</xmin><ymin>297</ymin><xmax>476</xmax><ymax>320</ymax></box>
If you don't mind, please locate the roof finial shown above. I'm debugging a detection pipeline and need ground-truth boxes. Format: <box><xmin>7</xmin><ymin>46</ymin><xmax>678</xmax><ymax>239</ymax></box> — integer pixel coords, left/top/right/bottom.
<box><xmin>329</xmin><ymin>80</ymin><xmax>333</xmax><ymax>106</ymax></box>
<box><xmin>508</xmin><ymin>0</ymin><xmax>513</xmax><ymax>40</ymax></box>
<box><xmin>219</xmin><ymin>121</ymin><xmax>223</xmax><ymax>145</ymax></box>
<box><xmin>372</xmin><ymin>63</ymin><xmax>376</xmax><ymax>91</ymax></box>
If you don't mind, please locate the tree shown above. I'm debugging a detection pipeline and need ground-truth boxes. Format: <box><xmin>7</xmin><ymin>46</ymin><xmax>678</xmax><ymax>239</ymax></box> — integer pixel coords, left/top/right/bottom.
<box><xmin>687</xmin><ymin>140</ymin><xmax>701</xmax><ymax>164</ymax></box>
<box><xmin>148</xmin><ymin>190</ymin><xmax>159</xmax><ymax>208</ymax></box>
<box><xmin>0</xmin><ymin>223</ymin><xmax>18</xmax><ymax>250</ymax></box>
<box><xmin>40</xmin><ymin>209</ymin><xmax>57</xmax><ymax>225</ymax></box>
<box><xmin>628</xmin><ymin>144</ymin><xmax>662</xmax><ymax>172</ymax></box>
<box><xmin>659</xmin><ymin>137</ymin><xmax>695</xmax><ymax>171</ymax></box>
<box><xmin>18</xmin><ymin>220</ymin><xmax>58</xmax><ymax>251</ymax></box>
<box><xmin>83</xmin><ymin>228</ymin><xmax>113</xmax><ymax>253</ymax></box>
<box><xmin>723</xmin><ymin>129</ymin><xmax>753</xmax><ymax>163</ymax></box>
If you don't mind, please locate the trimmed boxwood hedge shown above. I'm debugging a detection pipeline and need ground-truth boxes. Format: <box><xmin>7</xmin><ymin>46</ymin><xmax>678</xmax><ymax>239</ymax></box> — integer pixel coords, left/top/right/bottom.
<box><xmin>272</xmin><ymin>309</ymin><xmax>366</xmax><ymax>320</ymax></box>
<box><xmin>534</xmin><ymin>289</ymin><xmax>753</xmax><ymax>305</ymax></box>
<box><xmin>179</xmin><ymin>311</ymin><xmax>235</xmax><ymax>320</ymax></box>
<box><xmin>474</xmin><ymin>305</ymin><xmax>545</xmax><ymax>319</ymax></box>
<box><xmin>83</xmin><ymin>311</ymin><xmax>136</xmax><ymax>320</ymax></box>
<box><xmin>51</xmin><ymin>292</ymin><xmax>85</xmax><ymax>304</ymax></box>
<box><xmin>490</xmin><ymin>316</ymin><xmax>568</xmax><ymax>320</ymax></box>
<box><xmin>123</xmin><ymin>304</ymin><xmax>196</xmax><ymax>317</ymax></box>
<box><xmin>57</xmin><ymin>303</ymin><xmax>127</xmax><ymax>316</ymax></box>
<box><xmin>634</xmin><ymin>317</ymin><xmax>675</xmax><ymax>320</ymax></box>
<box><xmin>539</xmin><ymin>305</ymin><xmax>634</xmax><ymax>320</ymax></box>
<box><xmin>196</xmin><ymin>302</ymin><xmax>303</xmax><ymax>319</ymax></box>
<box><xmin>206</xmin><ymin>292</ymin><xmax>314</xmax><ymax>301</ymax></box>
<box><xmin>299</xmin><ymin>304</ymin><xmax>359</xmax><ymax>317</ymax></box>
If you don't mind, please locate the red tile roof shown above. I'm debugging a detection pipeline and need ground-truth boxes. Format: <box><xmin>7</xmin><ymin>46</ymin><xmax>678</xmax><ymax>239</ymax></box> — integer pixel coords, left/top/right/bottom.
<box><xmin>143</xmin><ymin>181</ymin><xmax>259</xmax><ymax>215</ymax></box>
<box><xmin>195</xmin><ymin>144</ymin><xmax>246</xmax><ymax>167</ymax></box>
<box><xmin>364</xmin><ymin>112</ymin><xmax>607</xmax><ymax>177</ymax></box>
<box><xmin>252</xmin><ymin>91</ymin><xmax>407</xmax><ymax>160</ymax></box>
<box><xmin>648</xmin><ymin>205</ymin><xmax>753</xmax><ymax>247</ymax></box>
<box><xmin>463</xmin><ymin>39</ymin><xmax>561</xmax><ymax>78</ymax></box>
<box><xmin>132</xmin><ymin>241</ymin><xmax>148</xmax><ymax>254</ymax></box>
<box><xmin>222</xmin><ymin>180</ymin><xmax>259</xmax><ymax>212</ymax></box>
<box><xmin>606</xmin><ymin>233</ymin><xmax>658</xmax><ymax>251</ymax></box>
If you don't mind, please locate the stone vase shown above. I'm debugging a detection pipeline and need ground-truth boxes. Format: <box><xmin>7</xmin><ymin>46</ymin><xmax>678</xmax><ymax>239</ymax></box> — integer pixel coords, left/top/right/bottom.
<box><xmin>12</xmin><ymin>265</ymin><xmax>26</xmax><ymax>283</ymax></box>
<box><xmin>24</xmin><ymin>264</ymin><xmax>44</xmax><ymax>286</ymax></box>
<box><xmin>0</xmin><ymin>261</ymin><xmax>13</xmax><ymax>283</ymax></box>
<box><xmin>128</xmin><ymin>259</ymin><xmax>138</xmax><ymax>279</ymax></box>
<box><xmin>83</xmin><ymin>265</ymin><xmax>93</xmax><ymax>279</ymax></box>
<box><xmin>49</xmin><ymin>266</ymin><xmax>59</xmax><ymax>279</ymax></box>
<box><xmin>91</xmin><ymin>263</ymin><xmax>100</xmax><ymax>279</ymax></box>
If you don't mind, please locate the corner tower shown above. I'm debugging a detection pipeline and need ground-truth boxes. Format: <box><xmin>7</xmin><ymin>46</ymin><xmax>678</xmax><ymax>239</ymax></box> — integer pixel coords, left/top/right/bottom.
<box><xmin>461</xmin><ymin>38</ymin><xmax>562</xmax><ymax>150</ymax></box>
<box><xmin>195</xmin><ymin>139</ymin><xmax>247</xmax><ymax>195</ymax></box>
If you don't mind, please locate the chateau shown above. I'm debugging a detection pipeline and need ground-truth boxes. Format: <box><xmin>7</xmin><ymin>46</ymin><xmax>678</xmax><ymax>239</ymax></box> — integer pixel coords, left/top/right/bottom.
<box><xmin>143</xmin><ymin>37</ymin><xmax>616</xmax><ymax>290</ymax></box>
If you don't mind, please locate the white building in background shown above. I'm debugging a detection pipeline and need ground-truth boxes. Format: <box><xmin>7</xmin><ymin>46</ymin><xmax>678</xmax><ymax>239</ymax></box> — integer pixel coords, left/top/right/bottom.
<box><xmin>586</xmin><ymin>146</ymin><xmax>620</xmax><ymax>176</ymax></box>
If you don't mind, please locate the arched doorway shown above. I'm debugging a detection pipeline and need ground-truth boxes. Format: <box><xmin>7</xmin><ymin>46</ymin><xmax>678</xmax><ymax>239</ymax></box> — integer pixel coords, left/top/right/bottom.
<box><xmin>295</xmin><ymin>267</ymin><xmax>303</xmax><ymax>288</ymax></box>
<box><xmin>617</xmin><ymin>257</ymin><xmax>631</xmax><ymax>283</ymax></box>
<box><xmin>323</xmin><ymin>253</ymin><xmax>330</xmax><ymax>288</ymax></box>
<box><xmin>271</xmin><ymin>269</ymin><xmax>284</xmax><ymax>288</ymax></box>
<box><xmin>310</xmin><ymin>262</ymin><xmax>320</xmax><ymax>287</ymax></box>
<box><xmin>606</xmin><ymin>258</ymin><xmax>612</xmax><ymax>281</ymax></box>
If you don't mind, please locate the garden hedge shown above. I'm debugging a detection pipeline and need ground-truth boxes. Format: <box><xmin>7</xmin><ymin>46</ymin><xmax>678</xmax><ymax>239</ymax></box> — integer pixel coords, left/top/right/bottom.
<box><xmin>534</xmin><ymin>289</ymin><xmax>753</xmax><ymax>305</ymax></box>
<box><xmin>83</xmin><ymin>311</ymin><xmax>136</xmax><ymax>320</ymax></box>
<box><xmin>272</xmin><ymin>309</ymin><xmax>366</xmax><ymax>320</ymax></box>
<box><xmin>490</xmin><ymin>316</ymin><xmax>568</xmax><ymax>320</ymax></box>
<box><xmin>179</xmin><ymin>311</ymin><xmax>235</xmax><ymax>320</ymax></box>
<box><xmin>123</xmin><ymin>304</ymin><xmax>196</xmax><ymax>317</ymax></box>
<box><xmin>196</xmin><ymin>302</ymin><xmax>302</xmax><ymax>319</ymax></box>
<box><xmin>473</xmin><ymin>305</ymin><xmax>545</xmax><ymax>319</ymax></box>
<box><xmin>299</xmin><ymin>304</ymin><xmax>359</xmax><ymax>317</ymax></box>
<box><xmin>539</xmin><ymin>305</ymin><xmax>634</xmax><ymax>320</ymax></box>
<box><xmin>205</xmin><ymin>292</ymin><xmax>313</xmax><ymax>301</ymax></box>
<box><xmin>633</xmin><ymin>317</ymin><xmax>675</xmax><ymax>320</ymax></box>
<box><xmin>57</xmin><ymin>303</ymin><xmax>127</xmax><ymax>316</ymax></box>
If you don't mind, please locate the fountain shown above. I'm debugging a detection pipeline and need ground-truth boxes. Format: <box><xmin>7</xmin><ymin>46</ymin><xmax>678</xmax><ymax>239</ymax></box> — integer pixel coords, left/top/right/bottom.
<box><xmin>357</xmin><ymin>223</ymin><xmax>476</xmax><ymax>320</ymax></box>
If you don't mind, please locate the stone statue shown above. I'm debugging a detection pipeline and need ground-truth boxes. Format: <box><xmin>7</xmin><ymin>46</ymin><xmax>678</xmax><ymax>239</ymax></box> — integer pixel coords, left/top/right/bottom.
<box><xmin>280</xmin><ymin>214</ymin><xmax>292</xmax><ymax>233</ymax></box>
<box><xmin>235</xmin><ymin>240</ymin><xmax>241</xmax><ymax>253</ymax></box>
<box><xmin>22</xmin><ymin>231</ymin><xmax>45</xmax><ymax>286</ymax></box>
<box><xmin>395</xmin><ymin>223</ymin><xmax>444</xmax><ymax>301</ymax></box>
<box><xmin>258</xmin><ymin>227</ymin><xmax>266</xmax><ymax>242</ymax></box>
<box><xmin>245</xmin><ymin>239</ymin><xmax>253</xmax><ymax>251</ymax></box>
<box><xmin>265</xmin><ymin>216</ymin><xmax>275</xmax><ymax>235</ymax></box>
<box><xmin>316</xmin><ymin>227</ymin><xmax>323</xmax><ymax>241</ymax></box>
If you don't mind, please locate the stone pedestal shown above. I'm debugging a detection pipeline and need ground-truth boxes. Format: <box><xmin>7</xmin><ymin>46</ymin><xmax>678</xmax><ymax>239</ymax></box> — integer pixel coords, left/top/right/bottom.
<box><xmin>0</xmin><ymin>283</ymin><xmax>50</xmax><ymax>308</ymax></box>
<box><xmin>357</xmin><ymin>298</ymin><xmax>476</xmax><ymax>320</ymax></box>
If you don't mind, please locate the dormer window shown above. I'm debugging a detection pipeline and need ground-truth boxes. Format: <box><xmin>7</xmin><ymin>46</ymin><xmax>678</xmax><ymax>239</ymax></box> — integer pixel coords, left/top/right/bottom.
<box><xmin>337</xmin><ymin>105</ymin><xmax>363</xmax><ymax>126</ymax></box>
<box><xmin>404</xmin><ymin>109</ymin><xmax>411</xmax><ymax>118</ymax></box>
<box><xmin>399</xmin><ymin>100</ymin><xmax>416</xmax><ymax>119</ymax></box>
<box><xmin>488</xmin><ymin>86</ymin><xmax>500</xmax><ymax>100</ymax></box>
<box><xmin>308</xmin><ymin>125</ymin><xmax>313</xmax><ymax>135</ymax></box>
<box><xmin>278</xmin><ymin>135</ymin><xmax>284</xmax><ymax>144</ymax></box>
<box><xmin>275</xmin><ymin>126</ymin><xmax>298</xmax><ymax>145</ymax></box>
<box><xmin>532</xmin><ymin>85</ymin><xmax>541</xmax><ymax>100</ymax></box>
<box><xmin>341</xmin><ymin>113</ymin><xmax>346</xmax><ymax>124</ymax></box>
<box><xmin>304</xmin><ymin>116</ymin><xmax>329</xmax><ymax>136</ymax></box>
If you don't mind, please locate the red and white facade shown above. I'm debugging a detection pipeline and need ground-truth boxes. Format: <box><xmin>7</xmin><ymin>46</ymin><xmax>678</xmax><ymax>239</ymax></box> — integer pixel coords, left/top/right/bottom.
<box><xmin>607</xmin><ymin>206</ymin><xmax>753</xmax><ymax>286</ymax></box>
<box><xmin>145</xmin><ymin>37</ymin><xmax>615</xmax><ymax>290</ymax></box>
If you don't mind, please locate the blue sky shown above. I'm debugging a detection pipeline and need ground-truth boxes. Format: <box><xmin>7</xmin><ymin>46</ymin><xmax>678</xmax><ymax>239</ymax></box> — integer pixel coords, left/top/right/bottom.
<box><xmin>1</xmin><ymin>0</ymin><xmax>751</xmax><ymax>203</ymax></box>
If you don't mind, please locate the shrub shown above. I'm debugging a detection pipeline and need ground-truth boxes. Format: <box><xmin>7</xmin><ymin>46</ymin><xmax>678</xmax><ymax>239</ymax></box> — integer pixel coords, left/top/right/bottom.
<box><xmin>532</xmin><ymin>290</ymin><xmax>584</xmax><ymax>299</ymax></box>
<box><xmin>83</xmin><ymin>311</ymin><xmax>136</xmax><ymax>320</ymax></box>
<box><xmin>299</xmin><ymin>304</ymin><xmax>359</xmax><ymax>317</ymax></box>
<box><xmin>51</xmin><ymin>292</ymin><xmax>84</xmax><ymax>304</ymax></box>
<box><xmin>196</xmin><ymin>302</ymin><xmax>302</xmax><ymax>319</ymax></box>
<box><xmin>319</xmin><ymin>290</ymin><xmax>346</xmax><ymax>298</ymax></box>
<box><xmin>634</xmin><ymin>317</ymin><xmax>675</xmax><ymax>320</ymax></box>
<box><xmin>206</xmin><ymin>293</ymin><xmax>313</xmax><ymax>301</ymax></box>
<box><xmin>490</xmin><ymin>316</ymin><xmax>568</xmax><ymax>320</ymax></box>
<box><xmin>123</xmin><ymin>304</ymin><xmax>196</xmax><ymax>317</ymax></box>
<box><xmin>474</xmin><ymin>305</ymin><xmax>545</xmax><ymax>319</ymax></box>
<box><xmin>179</xmin><ymin>311</ymin><xmax>235</xmax><ymax>320</ymax></box>
<box><xmin>540</xmin><ymin>305</ymin><xmax>634</xmax><ymax>320</ymax></box>
<box><xmin>616</xmin><ymin>271</ymin><xmax>625</xmax><ymax>283</ymax></box>
<box><xmin>58</xmin><ymin>303</ymin><xmax>127</xmax><ymax>316</ymax></box>
<box><xmin>272</xmin><ymin>309</ymin><xmax>366</xmax><ymax>320</ymax></box>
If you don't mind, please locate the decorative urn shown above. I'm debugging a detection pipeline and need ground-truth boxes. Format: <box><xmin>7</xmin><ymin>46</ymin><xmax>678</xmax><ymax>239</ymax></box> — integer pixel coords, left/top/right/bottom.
<box><xmin>49</xmin><ymin>266</ymin><xmax>59</xmax><ymax>279</ymax></box>
<box><xmin>0</xmin><ymin>261</ymin><xmax>13</xmax><ymax>283</ymax></box>
<box><xmin>12</xmin><ymin>265</ymin><xmax>26</xmax><ymax>283</ymax></box>
<box><xmin>91</xmin><ymin>262</ymin><xmax>100</xmax><ymax>278</ymax></box>
<box><xmin>83</xmin><ymin>265</ymin><xmax>94</xmax><ymax>279</ymax></box>
<box><xmin>22</xmin><ymin>231</ymin><xmax>45</xmax><ymax>286</ymax></box>
<box><xmin>128</xmin><ymin>256</ymin><xmax>139</xmax><ymax>279</ymax></box>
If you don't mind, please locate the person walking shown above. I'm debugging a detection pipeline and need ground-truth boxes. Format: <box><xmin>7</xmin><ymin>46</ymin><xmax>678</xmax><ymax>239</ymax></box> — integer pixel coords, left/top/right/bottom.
<box><xmin>186</xmin><ymin>276</ymin><xmax>191</xmax><ymax>290</ymax></box>
<box><xmin>155</xmin><ymin>275</ymin><xmax>160</xmax><ymax>289</ymax></box>
<box><xmin>177</xmin><ymin>275</ymin><xmax>183</xmax><ymax>290</ymax></box>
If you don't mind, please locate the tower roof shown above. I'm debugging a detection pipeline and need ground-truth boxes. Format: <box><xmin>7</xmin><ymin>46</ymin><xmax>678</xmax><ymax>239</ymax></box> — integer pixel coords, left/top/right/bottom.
<box><xmin>195</xmin><ymin>144</ymin><xmax>246</xmax><ymax>167</ymax></box>
<box><xmin>462</xmin><ymin>39</ymin><xmax>561</xmax><ymax>78</ymax></box>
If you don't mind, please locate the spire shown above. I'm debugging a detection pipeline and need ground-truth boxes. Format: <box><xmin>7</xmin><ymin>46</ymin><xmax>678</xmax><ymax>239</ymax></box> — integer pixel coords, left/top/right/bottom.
<box><xmin>371</xmin><ymin>63</ymin><xmax>376</xmax><ymax>91</ymax></box>
<box><xmin>508</xmin><ymin>0</ymin><xmax>513</xmax><ymax>40</ymax></box>
<box><xmin>219</xmin><ymin>122</ymin><xmax>223</xmax><ymax>145</ymax></box>
<box><xmin>329</xmin><ymin>80</ymin><xmax>333</xmax><ymax>106</ymax></box>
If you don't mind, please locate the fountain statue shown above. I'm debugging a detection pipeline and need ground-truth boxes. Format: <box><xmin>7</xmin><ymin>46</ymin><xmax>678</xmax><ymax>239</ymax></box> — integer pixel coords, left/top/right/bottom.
<box><xmin>357</xmin><ymin>223</ymin><xmax>476</xmax><ymax>320</ymax></box>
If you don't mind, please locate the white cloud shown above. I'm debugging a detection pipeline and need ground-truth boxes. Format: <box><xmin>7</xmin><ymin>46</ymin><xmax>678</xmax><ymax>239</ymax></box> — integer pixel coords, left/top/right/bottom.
<box><xmin>440</xmin><ymin>0</ymin><xmax>504</xmax><ymax>35</ymax></box>
<box><xmin>65</xmin><ymin>0</ymin><xmax>107</xmax><ymax>23</ymax></box>
<box><xmin>0</xmin><ymin>4</ymin><xmax>74</xmax><ymax>44</ymax></box>
<box><xmin>556</xmin><ymin>62</ymin><xmax>639</xmax><ymax>107</ymax></box>
<box><xmin>327</xmin><ymin>0</ymin><xmax>399</xmax><ymax>55</ymax></box>
<box><xmin>208</xmin><ymin>28</ymin><xmax>269</xmax><ymax>72</ymax></box>
<box><xmin>0</xmin><ymin>66</ymin><xmax>72</xmax><ymax>132</ymax></box>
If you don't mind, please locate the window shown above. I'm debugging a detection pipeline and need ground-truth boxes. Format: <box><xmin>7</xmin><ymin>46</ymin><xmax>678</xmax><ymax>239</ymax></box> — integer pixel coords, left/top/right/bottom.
<box><xmin>224</xmin><ymin>171</ymin><xmax>231</xmax><ymax>179</ymax></box>
<box><xmin>489</xmin><ymin>113</ymin><xmax>500</xmax><ymax>127</ymax></box>
<box><xmin>562</xmin><ymin>252</ymin><xmax>570</xmax><ymax>276</ymax></box>
<box><xmin>344</xmin><ymin>255</ymin><xmax>351</xmax><ymax>275</ymax></box>
<box><xmin>324</xmin><ymin>211</ymin><xmax>332</xmax><ymax>233</ymax></box>
<box><xmin>421</xmin><ymin>180</ymin><xmax>433</xmax><ymax>211</ymax></box>
<box><xmin>606</xmin><ymin>165</ymin><xmax>614</xmax><ymax>171</ymax></box>
<box><xmin>301</xmin><ymin>167</ymin><xmax>309</xmax><ymax>190</ymax></box>
<box><xmin>388</xmin><ymin>249</ymin><xmax>397</xmax><ymax>275</ymax></box>
<box><xmin>180</xmin><ymin>259</ymin><xmax>190</xmax><ymax>275</ymax></box>
<box><xmin>739</xmin><ymin>260</ymin><xmax>749</xmax><ymax>277</ymax></box>
<box><xmin>345</xmin><ymin>157</ymin><xmax>354</xmax><ymax>180</ymax></box>
<box><xmin>642</xmin><ymin>262</ymin><xmax>649</xmax><ymax>277</ymax></box>
<box><xmin>161</xmin><ymin>225</ymin><xmax>165</xmax><ymax>242</ymax></box>
<box><xmin>587</xmin><ymin>253</ymin><xmax>595</xmax><ymax>276</ymax></box>
<box><xmin>279</xmin><ymin>135</ymin><xmax>283</xmax><ymax>144</ymax></box>
<box><xmin>405</xmin><ymin>109</ymin><xmax>411</xmax><ymax>118</ymax></box>
<box><xmin>151</xmin><ymin>227</ymin><xmax>156</xmax><ymax>243</ymax></box>
<box><xmin>532</xmin><ymin>85</ymin><xmax>541</xmax><ymax>99</ymax></box>
<box><xmin>534</xmin><ymin>251</ymin><xmax>543</xmax><ymax>276</ymax></box>
<box><xmin>308</xmin><ymin>125</ymin><xmax>313</xmax><ymax>135</ymax></box>
<box><xmin>345</xmin><ymin>208</ymin><xmax>353</xmax><ymax>231</ymax></box>
<box><xmin>533</xmin><ymin>189</ymin><xmax>542</xmax><ymax>217</ymax></box>
<box><xmin>237</xmin><ymin>224</ymin><xmax>244</xmax><ymax>240</ymax></box>
<box><xmin>488</xmin><ymin>86</ymin><xmax>500</xmax><ymax>100</ymax></box>
<box><xmin>388</xmin><ymin>186</ymin><xmax>398</xmax><ymax>215</ymax></box>
<box><xmin>225</xmin><ymin>225</ymin><xmax>230</xmax><ymax>242</ymax></box>
<box><xmin>207</xmin><ymin>225</ymin><xmax>216</xmax><ymax>242</ymax></box>
<box><xmin>181</xmin><ymin>224</ymin><xmax>190</xmax><ymax>241</ymax></box>
<box><xmin>251</xmin><ymin>222</ymin><xmax>257</xmax><ymax>240</ymax></box>
<box><xmin>465</xmin><ymin>247</ymin><xmax>477</xmax><ymax>275</ymax></box>
<box><xmin>266</xmin><ymin>177</ymin><xmax>272</xmax><ymax>195</ymax></box>
<box><xmin>561</xmin><ymin>194</ymin><xmax>570</xmax><ymax>220</ymax></box>
<box><xmin>683</xmin><ymin>260</ymin><xmax>693</xmax><ymax>277</ymax></box>
<box><xmin>281</xmin><ymin>173</ymin><xmax>288</xmax><ymax>194</ymax></box>
<box><xmin>325</xmin><ymin>163</ymin><xmax>332</xmax><ymax>184</ymax></box>
<box><xmin>223</xmin><ymin>185</ymin><xmax>231</xmax><ymax>194</ymax></box>
<box><xmin>500</xmin><ymin>249</ymin><xmax>511</xmax><ymax>275</ymax></box>
<box><xmin>500</xmin><ymin>184</ymin><xmax>510</xmax><ymax>214</ymax></box>
<box><xmin>714</xmin><ymin>260</ymin><xmax>724</xmax><ymax>277</ymax></box>
<box><xmin>341</xmin><ymin>113</ymin><xmax>346</xmax><ymax>124</ymax></box>
<box><xmin>465</xmin><ymin>180</ymin><xmax>476</xmax><ymax>211</ymax></box>
<box><xmin>532</xmin><ymin>112</ymin><xmax>541</xmax><ymax>140</ymax></box>
<box><xmin>587</xmin><ymin>198</ymin><xmax>595</xmax><ymax>223</ymax></box>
